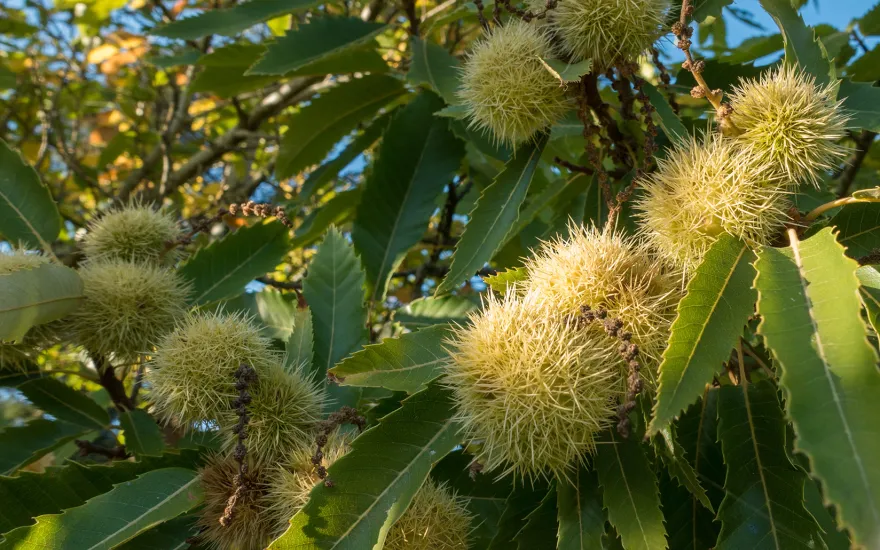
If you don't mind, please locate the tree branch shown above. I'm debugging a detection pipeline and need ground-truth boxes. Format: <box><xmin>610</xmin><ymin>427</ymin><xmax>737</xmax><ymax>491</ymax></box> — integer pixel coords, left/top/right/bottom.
<box><xmin>836</xmin><ymin>130</ymin><xmax>876</xmax><ymax>198</ymax></box>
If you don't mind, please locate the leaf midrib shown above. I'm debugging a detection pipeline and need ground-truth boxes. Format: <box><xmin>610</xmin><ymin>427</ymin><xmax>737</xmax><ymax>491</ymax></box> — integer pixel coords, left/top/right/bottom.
<box><xmin>610</xmin><ymin>432</ymin><xmax>651</xmax><ymax>550</ymax></box>
<box><xmin>0</xmin><ymin>184</ymin><xmax>54</xmax><ymax>254</ymax></box>
<box><xmin>191</xmin><ymin>227</ymin><xmax>284</xmax><ymax>303</ymax></box>
<box><xmin>26</xmin><ymin>383</ymin><xmax>105</xmax><ymax>429</ymax></box>
<box><xmin>1</xmin><ymin>294</ymin><xmax>83</xmax><ymax>314</ymax></box>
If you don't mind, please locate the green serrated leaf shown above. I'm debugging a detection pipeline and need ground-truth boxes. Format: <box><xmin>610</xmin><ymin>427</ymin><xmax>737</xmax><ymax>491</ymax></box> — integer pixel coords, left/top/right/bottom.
<box><xmin>716</xmin><ymin>381</ymin><xmax>825</xmax><ymax>549</ymax></box>
<box><xmin>151</xmin><ymin>0</ymin><xmax>318</xmax><ymax>39</ymax></box>
<box><xmin>487</xmin><ymin>482</ymin><xmax>548</xmax><ymax>550</ymax></box>
<box><xmin>657</xmin><ymin>430</ymin><xmax>713</xmax><ymax>513</ymax></box>
<box><xmin>484</xmin><ymin>267</ymin><xmax>528</xmax><ymax>293</ymax></box>
<box><xmin>755</xmin><ymin>227</ymin><xmax>880</xmax><ymax>547</ymax></box>
<box><xmin>839</xmin><ymin>79</ymin><xmax>880</xmax><ymax>132</ymax></box>
<box><xmin>557</xmin><ymin>464</ymin><xmax>605</xmax><ymax>550</ymax></box>
<box><xmin>539</xmin><ymin>58</ymin><xmax>592</xmax><ymax>83</ymax></box>
<box><xmin>0</xmin><ymin>451</ymin><xmax>202</xmax><ymax>535</ymax></box>
<box><xmin>119</xmin><ymin>410</ymin><xmax>165</xmax><ymax>458</ymax></box>
<box><xmin>407</xmin><ymin>37</ymin><xmax>461</xmax><ymax>105</ymax></box>
<box><xmin>860</xmin><ymin>2</ymin><xmax>880</xmax><ymax>36</ymax></box>
<box><xmin>248</xmin><ymin>17</ymin><xmax>386</xmax><ymax>76</ymax></box>
<box><xmin>178</xmin><ymin>221</ymin><xmax>290</xmax><ymax>306</ymax></box>
<box><xmin>856</xmin><ymin>265</ymin><xmax>880</xmax><ymax>333</ymax></box>
<box><xmin>189</xmin><ymin>44</ymin><xmax>277</xmax><ymax>98</ymax></box>
<box><xmin>303</xmin><ymin>227</ymin><xmax>367</xmax><ymax>407</ymax></box>
<box><xmin>394</xmin><ymin>295</ymin><xmax>478</xmax><ymax>329</ymax></box>
<box><xmin>436</xmin><ymin>134</ymin><xmax>548</xmax><ymax>295</ymax></box>
<box><xmin>759</xmin><ymin>0</ymin><xmax>830</xmax><ymax>83</ymax></box>
<box><xmin>515</xmin><ymin>484</ymin><xmax>558</xmax><ymax>549</ymax></box>
<box><xmin>330</xmin><ymin>325</ymin><xmax>452</xmax><ymax>393</ymax></box>
<box><xmin>0</xmin><ymin>468</ymin><xmax>202</xmax><ymax>549</ymax></box>
<box><xmin>848</xmin><ymin>44</ymin><xmax>880</xmax><ymax>82</ymax></box>
<box><xmin>114</xmin><ymin>514</ymin><xmax>198</xmax><ymax>550</ymax></box>
<box><xmin>275</xmin><ymin>75</ymin><xmax>404</xmax><ymax>179</ymax></box>
<box><xmin>269</xmin><ymin>383</ymin><xmax>461</xmax><ymax>549</ymax></box>
<box><xmin>18</xmin><ymin>378</ymin><xmax>108</xmax><ymax>429</ymax></box>
<box><xmin>0</xmin><ymin>139</ymin><xmax>61</xmax><ymax>251</ymax></box>
<box><xmin>595</xmin><ymin>429</ymin><xmax>667</xmax><ymax>550</ymax></box>
<box><xmin>650</xmin><ymin>235</ymin><xmax>757</xmax><ymax>435</ymax></box>
<box><xmin>640</xmin><ymin>82</ymin><xmax>687</xmax><ymax>143</ymax></box>
<box><xmin>0</xmin><ymin>262</ymin><xmax>83</xmax><ymax>343</ymax></box>
<box><xmin>659</xmin><ymin>471</ymin><xmax>718</xmax><ymax>550</ymax></box>
<box><xmin>284</xmin><ymin>307</ymin><xmax>313</xmax><ymax>373</ymax></box>
<box><xmin>291</xmin><ymin>188</ymin><xmax>363</xmax><ymax>249</ymax></box>
<box><xmin>353</xmin><ymin>93</ymin><xmax>465</xmax><ymax>301</ymax></box>
<box><xmin>435</xmin><ymin>104</ymin><xmax>469</xmax><ymax>119</ymax></box>
<box><xmin>0</xmin><ymin>419</ymin><xmax>89</xmax><ymax>475</ymax></box>
<box><xmin>827</xmin><ymin>203</ymin><xmax>880</xmax><ymax>258</ymax></box>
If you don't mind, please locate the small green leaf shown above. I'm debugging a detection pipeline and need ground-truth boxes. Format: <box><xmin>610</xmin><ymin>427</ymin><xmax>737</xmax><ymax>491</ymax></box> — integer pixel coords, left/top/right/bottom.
<box><xmin>353</xmin><ymin>92</ymin><xmax>465</xmax><ymax>301</ymax></box>
<box><xmin>755</xmin><ymin>227</ymin><xmax>880</xmax><ymax>547</ymax></box>
<box><xmin>178</xmin><ymin>221</ymin><xmax>290</xmax><ymax>306</ymax></box>
<box><xmin>515</xmin><ymin>485</ymin><xmax>558</xmax><ymax>549</ymax></box>
<box><xmin>330</xmin><ymin>325</ymin><xmax>452</xmax><ymax>393</ymax></box>
<box><xmin>291</xmin><ymin>189</ymin><xmax>363</xmax><ymax>249</ymax></box>
<box><xmin>0</xmin><ymin>139</ymin><xmax>61</xmax><ymax>251</ymax></box>
<box><xmin>119</xmin><ymin>410</ymin><xmax>165</xmax><ymax>458</ymax></box>
<box><xmin>0</xmin><ymin>468</ymin><xmax>203</xmax><ymax>549</ymax></box>
<box><xmin>839</xmin><ymin>79</ymin><xmax>880</xmax><ymax>132</ymax></box>
<box><xmin>435</xmin><ymin>104</ymin><xmax>469</xmax><ymax>119</ymax></box>
<box><xmin>268</xmin><ymin>383</ymin><xmax>461</xmax><ymax>549</ymax></box>
<box><xmin>275</xmin><ymin>75</ymin><xmax>404</xmax><ymax>179</ymax></box>
<box><xmin>650</xmin><ymin>235</ymin><xmax>757</xmax><ymax>435</ymax></box>
<box><xmin>0</xmin><ymin>419</ymin><xmax>88</xmax><ymax>475</ymax></box>
<box><xmin>657</xmin><ymin>430</ymin><xmax>713</xmax><ymax>513</ymax></box>
<box><xmin>0</xmin><ymin>263</ymin><xmax>83</xmax><ymax>342</ymax></box>
<box><xmin>557</xmin><ymin>465</ymin><xmax>605</xmax><ymax>550</ymax></box>
<box><xmin>284</xmin><ymin>308</ymin><xmax>314</xmax><ymax>374</ymax></box>
<box><xmin>407</xmin><ymin>37</ymin><xmax>461</xmax><ymax>105</ymax></box>
<box><xmin>716</xmin><ymin>381</ymin><xmax>825</xmax><ymax>549</ymax></box>
<box><xmin>436</xmin><ymin>134</ymin><xmax>548</xmax><ymax>295</ymax></box>
<box><xmin>759</xmin><ymin>0</ymin><xmax>831</xmax><ymax>83</ymax></box>
<box><xmin>394</xmin><ymin>295</ymin><xmax>478</xmax><ymax>329</ymax></box>
<box><xmin>539</xmin><ymin>58</ymin><xmax>593</xmax><ymax>83</ymax></box>
<box><xmin>848</xmin><ymin>44</ymin><xmax>880</xmax><ymax>82</ymax></box>
<box><xmin>483</xmin><ymin>267</ymin><xmax>528</xmax><ymax>293</ymax></box>
<box><xmin>595</xmin><ymin>429</ymin><xmax>667</xmax><ymax>550</ymax></box>
<box><xmin>151</xmin><ymin>0</ymin><xmax>319</xmax><ymax>39</ymax></box>
<box><xmin>190</xmin><ymin>44</ymin><xmax>277</xmax><ymax>98</ymax></box>
<box><xmin>856</xmin><ymin>265</ymin><xmax>880</xmax><ymax>334</ymax></box>
<box><xmin>859</xmin><ymin>2</ymin><xmax>880</xmax><ymax>35</ymax></box>
<box><xmin>640</xmin><ymin>82</ymin><xmax>687</xmax><ymax>143</ymax></box>
<box><xmin>18</xmin><ymin>378</ymin><xmax>109</xmax><ymax>430</ymax></box>
<box><xmin>248</xmin><ymin>17</ymin><xmax>386</xmax><ymax>76</ymax></box>
<box><xmin>828</xmin><ymin>203</ymin><xmax>880</xmax><ymax>258</ymax></box>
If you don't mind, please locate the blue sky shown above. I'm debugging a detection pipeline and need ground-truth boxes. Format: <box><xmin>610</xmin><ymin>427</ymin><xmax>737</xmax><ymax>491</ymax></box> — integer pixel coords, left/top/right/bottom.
<box><xmin>725</xmin><ymin>0</ymin><xmax>872</xmax><ymax>45</ymax></box>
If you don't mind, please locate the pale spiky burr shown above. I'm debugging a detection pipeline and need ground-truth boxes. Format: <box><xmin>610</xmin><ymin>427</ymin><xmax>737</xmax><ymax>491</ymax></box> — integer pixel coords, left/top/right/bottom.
<box><xmin>82</xmin><ymin>204</ymin><xmax>182</xmax><ymax>265</ymax></box>
<box><xmin>384</xmin><ymin>479</ymin><xmax>473</xmax><ymax>550</ymax></box>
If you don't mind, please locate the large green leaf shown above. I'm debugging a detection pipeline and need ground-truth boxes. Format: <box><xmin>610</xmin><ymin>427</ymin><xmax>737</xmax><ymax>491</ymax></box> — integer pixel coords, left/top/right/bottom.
<box><xmin>0</xmin><ymin>467</ymin><xmax>203</xmax><ymax>549</ymax></box>
<box><xmin>839</xmin><ymin>79</ymin><xmax>880</xmax><ymax>132</ymax></box>
<box><xmin>284</xmin><ymin>307</ymin><xmax>314</xmax><ymax>373</ymax></box>
<box><xmin>268</xmin><ymin>383</ymin><xmax>461</xmax><ymax>549</ymax></box>
<box><xmin>514</xmin><ymin>486</ymin><xmax>558</xmax><ymax>549</ymax></box>
<box><xmin>557</xmin><ymin>464</ymin><xmax>605</xmax><ymax>550</ymax></box>
<box><xmin>0</xmin><ymin>139</ymin><xmax>61</xmax><ymax>251</ymax></box>
<box><xmin>827</xmin><ymin>203</ymin><xmax>880</xmax><ymax>259</ymax></box>
<box><xmin>353</xmin><ymin>92</ymin><xmax>464</xmax><ymax>301</ymax></box>
<box><xmin>716</xmin><ymin>381</ymin><xmax>825</xmax><ymax>549</ymax></box>
<box><xmin>275</xmin><ymin>75</ymin><xmax>404</xmax><ymax>179</ymax></box>
<box><xmin>0</xmin><ymin>419</ymin><xmax>89</xmax><ymax>475</ymax></box>
<box><xmin>178</xmin><ymin>221</ymin><xmax>290</xmax><ymax>305</ymax></box>
<box><xmin>302</xmin><ymin>227</ymin><xmax>367</xmax><ymax>406</ymax></box>
<box><xmin>114</xmin><ymin>514</ymin><xmax>198</xmax><ymax>550</ymax></box>
<box><xmin>755</xmin><ymin>227</ymin><xmax>880</xmax><ymax>547</ymax></box>
<box><xmin>759</xmin><ymin>0</ymin><xmax>830</xmax><ymax>83</ymax></box>
<box><xmin>151</xmin><ymin>0</ymin><xmax>318</xmax><ymax>39</ymax></box>
<box><xmin>595</xmin><ymin>429</ymin><xmax>667</xmax><ymax>550</ymax></box>
<box><xmin>329</xmin><ymin>325</ymin><xmax>452</xmax><ymax>394</ymax></box>
<box><xmin>0</xmin><ymin>451</ymin><xmax>202</xmax><ymax>535</ymax></box>
<box><xmin>659</xmin><ymin>471</ymin><xmax>718</xmax><ymax>550</ymax></box>
<box><xmin>407</xmin><ymin>37</ymin><xmax>460</xmax><ymax>105</ymax></box>
<box><xmin>640</xmin><ymin>82</ymin><xmax>686</xmax><ymax>143</ymax></box>
<box><xmin>487</xmin><ymin>483</ymin><xmax>548</xmax><ymax>550</ymax></box>
<box><xmin>394</xmin><ymin>295</ymin><xmax>478</xmax><ymax>329</ymax></box>
<box><xmin>291</xmin><ymin>189</ymin><xmax>363</xmax><ymax>249</ymax></box>
<box><xmin>119</xmin><ymin>410</ymin><xmax>165</xmax><ymax>458</ymax></box>
<box><xmin>18</xmin><ymin>378</ymin><xmax>109</xmax><ymax>429</ymax></box>
<box><xmin>0</xmin><ymin>262</ymin><xmax>83</xmax><ymax>342</ymax></box>
<box><xmin>436</xmin><ymin>134</ymin><xmax>548</xmax><ymax>294</ymax></box>
<box><xmin>248</xmin><ymin>17</ymin><xmax>386</xmax><ymax>75</ymax></box>
<box><xmin>650</xmin><ymin>235</ymin><xmax>757</xmax><ymax>434</ymax></box>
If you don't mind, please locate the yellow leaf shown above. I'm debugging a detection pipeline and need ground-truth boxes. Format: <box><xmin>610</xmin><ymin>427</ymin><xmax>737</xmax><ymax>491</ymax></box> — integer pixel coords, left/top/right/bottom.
<box><xmin>267</xmin><ymin>15</ymin><xmax>291</xmax><ymax>36</ymax></box>
<box><xmin>87</xmin><ymin>43</ymin><xmax>118</xmax><ymax>65</ymax></box>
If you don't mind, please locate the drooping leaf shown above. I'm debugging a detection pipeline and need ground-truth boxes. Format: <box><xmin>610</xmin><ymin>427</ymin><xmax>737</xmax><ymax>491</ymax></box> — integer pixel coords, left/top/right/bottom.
<box><xmin>716</xmin><ymin>381</ymin><xmax>825</xmax><ymax>549</ymax></box>
<box><xmin>0</xmin><ymin>419</ymin><xmax>90</xmax><ymax>475</ymax></box>
<box><xmin>759</xmin><ymin>0</ymin><xmax>831</xmax><ymax>83</ymax></box>
<box><xmin>268</xmin><ymin>383</ymin><xmax>461</xmax><ymax>549</ymax></box>
<box><xmin>827</xmin><ymin>203</ymin><xmax>880</xmax><ymax>259</ymax></box>
<box><xmin>354</xmin><ymin>93</ymin><xmax>464</xmax><ymax>300</ymax></box>
<box><xmin>275</xmin><ymin>75</ymin><xmax>404</xmax><ymax>179</ymax></box>
<box><xmin>248</xmin><ymin>17</ymin><xmax>386</xmax><ymax>75</ymax></box>
<box><xmin>556</xmin><ymin>464</ymin><xmax>605</xmax><ymax>550</ymax></box>
<box><xmin>722</xmin><ymin>34</ymin><xmax>784</xmax><ymax>64</ymax></box>
<box><xmin>0</xmin><ymin>468</ymin><xmax>203</xmax><ymax>549</ymax></box>
<box><xmin>514</xmin><ymin>485</ymin><xmax>558</xmax><ymax>549</ymax></box>
<box><xmin>487</xmin><ymin>482</ymin><xmax>549</xmax><ymax>550</ymax></box>
<box><xmin>803</xmin><ymin>479</ymin><xmax>852</xmax><ymax>550</ymax></box>
<box><xmin>178</xmin><ymin>221</ymin><xmax>290</xmax><ymax>306</ymax></box>
<box><xmin>330</xmin><ymin>325</ymin><xmax>452</xmax><ymax>394</ymax></box>
<box><xmin>595</xmin><ymin>429</ymin><xmax>667</xmax><ymax>550</ymax></box>
<box><xmin>18</xmin><ymin>378</ymin><xmax>109</xmax><ymax>430</ymax></box>
<box><xmin>755</xmin><ymin>227</ymin><xmax>880</xmax><ymax>547</ymax></box>
<box><xmin>302</xmin><ymin>227</ymin><xmax>367</xmax><ymax>406</ymax></box>
<box><xmin>284</xmin><ymin>308</ymin><xmax>314</xmax><ymax>373</ymax></box>
<box><xmin>436</xmin><ymin>134</ymin><xmax>548</xmax><ymax>294</ymax></box>
<box><xmin>119</xmin><ymin>410</ymin><xmax>165</xmax><ymax>458</ymax></box>
<box><xmin>151</xmin><ymin>0</ymin><xmax>319</xmax><ymax>39</ymax></box>
<box><xmin>394</xmin><ymin>295</ymin><xmax>478</xmax><ymax>329</ymax></box>
<box><xmin>0</xmin><ymin>139</ymin><xmax>61</xmax><ymax>251</ymax></box>
<box><xmin>650</xmin><ymin>235</ymin><xmax>757</xmax><ymax>434</ymax></box>
<box><xmin>0</xmin><ymin>262</ymin><xmax>83</xmax><ymax>342</ymax></box>
<box><xmin>407</xmin><ymin>37</ymin><xmax>461</xmax><ymax>105</ymax></box>
<box><xmin>656</xmin><ymin>430</ymin><xmax>713</xmax><ymax>513</ymax></box>
<box><xmin>291</xmin><ymin>189</ymin><xmax>363</xmax><ymax>249</ymax></box>
<box><xmin>640</xmin><ymin>82</ymin><xmax>687</xmax><ymax>143</ymax></box>
<box><xmin>856</xmin><ymin>265</ymin><xmax>880</xmax><ymax>333</ymax></box>
<box><xmin>114</xmin><ymin>514</ymin><xmax>198</xmax><ymax>550</ymax></box>
<box><xmin>539</xmin><ymin>58</ymin><xmax>593</xmax><ymax>83</ymax></box>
